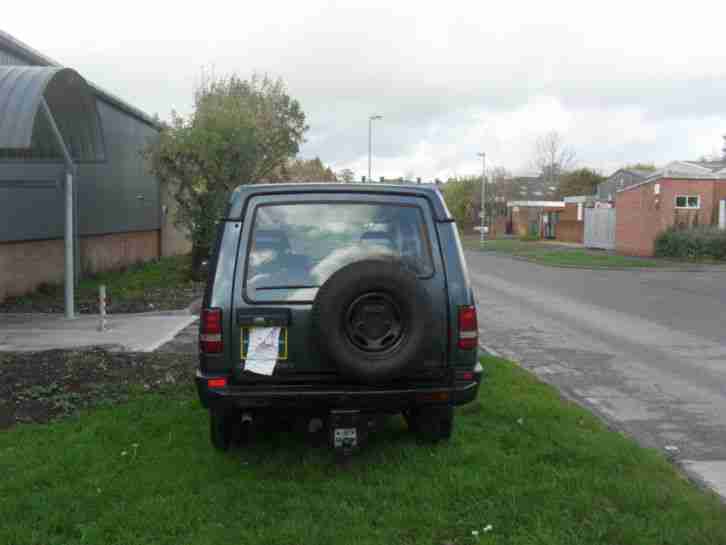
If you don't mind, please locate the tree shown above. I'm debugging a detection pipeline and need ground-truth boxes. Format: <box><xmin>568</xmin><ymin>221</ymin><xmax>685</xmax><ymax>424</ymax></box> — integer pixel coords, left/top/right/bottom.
<box><xmin>532</xmin><ymin>131</ymin><xmax>576</xmax><ymax>189</ymax></box>
<box><xmin>276</xmin><ymin>157</ymin><xmax>337</xmax><ymax>182</ymax></box>
<box><xmin>624</xmin><ymin>163</ymin><xmax>656</xmax><ymax>172</ymax></box>
<box><xmin>441</xmin><ymin>177</ymin><xmax>480</xmax><ymax>227</ymax></box>
<box><xmin>145</xmin><ymin>72</ymin><xmax>308</xmax><ymax>275</ymax></box>
<box><xmin>559</xmin><ymin>168</ymin><xmax>605</xmax><ymax>197</ymax></box>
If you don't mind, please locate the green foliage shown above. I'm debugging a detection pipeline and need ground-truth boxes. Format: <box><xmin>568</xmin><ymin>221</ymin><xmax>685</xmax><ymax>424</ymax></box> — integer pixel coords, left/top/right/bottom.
<box><xmin>559</xmin><ymin>168</ymin><xmax>605</xmax><ymax>197</ymax></box>
<box><xmin>654</xmin><ymin>226</ymin><xmax>726</xmax><ymax>260</ymax></box>
<box><xmin>278</xmin><ymin>157</ymin><xmax>337</xmax><ymax>182</ymax></box>
<box><xmin>145</xmin><ymin>72</ymin><xmax>308</xmax><ymax>269</ymax></box>
<box><xmin>440</xmin><ymin>177</ymin><xmax>480</xmax><ymax>226</ymax></box>
<box><xmin>624</xmin><ymin>163</ymin><xmax>657</xmax><ymax>172</ymax></box>
<box><xmin>467</xmin><ymin>238</ymin><xmax>667</xmax><ymax>268</ymax></box>
<box><xmin>0</xmin><ymin>255</ymin><xmax>201</xmax><ymax>313</ymax></box>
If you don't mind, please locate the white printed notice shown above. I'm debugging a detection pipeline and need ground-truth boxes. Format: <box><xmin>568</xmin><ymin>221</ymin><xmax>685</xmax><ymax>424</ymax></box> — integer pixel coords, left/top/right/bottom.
<box><xmin>244</xmin><ymin>327</ymin><xmax>281</xmax><ymax>375</ymax></box>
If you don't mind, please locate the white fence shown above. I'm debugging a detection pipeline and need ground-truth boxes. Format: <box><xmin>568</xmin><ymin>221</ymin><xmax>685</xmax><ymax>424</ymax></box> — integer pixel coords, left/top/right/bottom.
<box><xmin>584</xmin><ymin>208</ymin><xmax>616</xmax><ymax>250</ymax></box>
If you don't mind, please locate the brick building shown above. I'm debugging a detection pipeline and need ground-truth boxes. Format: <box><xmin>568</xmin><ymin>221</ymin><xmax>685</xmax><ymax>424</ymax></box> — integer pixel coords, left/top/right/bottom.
<box><xmin>615</xmin><ymin>161</ymin><xmax>726</xmax><ymax>256</ymax></box>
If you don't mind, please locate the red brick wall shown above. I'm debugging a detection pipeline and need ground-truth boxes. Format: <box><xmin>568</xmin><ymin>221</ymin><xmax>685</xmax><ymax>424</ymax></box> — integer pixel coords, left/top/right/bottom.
<box><xmin>556</xmin><ymin>220</ymin><xmax>584</xmax><ymax>243</ymax></box>
<box><xmin>0</xmin><ymin>239</ymin><xmax>65</xmax><ymax>301</ymax></box>
<box><xmin>1</xmin><ymin>230</ymin><xmax>160</xmax><ymax>301</ymax></box>
<box><xmin>81</xmin><ymin>231</ymin><xmax>160</xmax><ymax>274</ymax></box>
<box><xmin>555</xmin><ymin>203</ymin><xmax>583</xmax><ymax>243</ymax></box>
<box><xmin>616</xmin><ymin>179</ymin><xmax>718</xmax><ymax>256</ymax></box>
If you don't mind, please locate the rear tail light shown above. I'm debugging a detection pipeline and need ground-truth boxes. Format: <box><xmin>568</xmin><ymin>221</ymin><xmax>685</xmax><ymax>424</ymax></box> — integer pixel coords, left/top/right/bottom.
<box><xmin>200</xmin><ymin>308</ymin><xmax>223</xmax><ymax>353</ymax></box>
<box><xmin>207</xmin><ymin>377</ymin><xmax>227</xmax><ymax>388</ymax></box>
<box><xmin>458</xmin><ymin>305</ymin><xmax>478</xmax><ymax>350</ymax></box>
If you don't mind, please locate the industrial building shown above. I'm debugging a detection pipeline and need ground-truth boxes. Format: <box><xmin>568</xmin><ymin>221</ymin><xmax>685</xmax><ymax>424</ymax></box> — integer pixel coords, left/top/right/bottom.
<box><xmin>0</xmin><ymin>30</ymin><xmax>189</xmax><ymax>309</ymax></box>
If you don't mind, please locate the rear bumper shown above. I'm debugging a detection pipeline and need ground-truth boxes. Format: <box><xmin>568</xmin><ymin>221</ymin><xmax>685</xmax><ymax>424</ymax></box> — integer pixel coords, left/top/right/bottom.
<box><xmin>195</xmin><ymin>363</ymin><xmax>483</xmax><ymax>411</ymax></box>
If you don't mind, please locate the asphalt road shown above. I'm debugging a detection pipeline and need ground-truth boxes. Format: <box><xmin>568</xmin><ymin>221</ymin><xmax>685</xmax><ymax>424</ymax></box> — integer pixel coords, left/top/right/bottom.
<box><xmin>466</xmin><ymin>251</ymin><xmax>726</xmax><ymax>499</ymax></box>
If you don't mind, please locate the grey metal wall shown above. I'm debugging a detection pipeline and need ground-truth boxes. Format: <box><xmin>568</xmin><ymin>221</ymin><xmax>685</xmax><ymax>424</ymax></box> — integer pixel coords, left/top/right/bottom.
<box><xmin>598</xmin><ymin>171</ymin><xmax>646</xmax><ymax>201</ymax></box>
<box><xmin>76</xmin><ymin>99</ymin><xmax>160</xmax><ymax>236</ymax></box>
<box><xmin>0</xmin><ymin>97</ymin><xmax>160</xmax><ymax>242</ymax></box>
<box><xmin>584</xmin><ymin>207</ymin><xmax>616</xmax><ymax>250</ymax></box>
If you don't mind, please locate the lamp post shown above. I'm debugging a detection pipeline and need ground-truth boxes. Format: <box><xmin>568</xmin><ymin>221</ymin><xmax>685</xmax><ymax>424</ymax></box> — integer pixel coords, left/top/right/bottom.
<box><xmin>478</xmin><ymin>152</ymin><xmax>486</xmax><ymax>245</ymax></box>
<box><xmin>368</xmin><ymin>115</ymin><xmax>382</xmax><ymax>181</ymax></box>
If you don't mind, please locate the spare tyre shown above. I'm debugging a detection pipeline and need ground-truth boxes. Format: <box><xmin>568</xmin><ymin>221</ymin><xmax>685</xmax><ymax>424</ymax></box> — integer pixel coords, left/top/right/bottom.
<box><xmin>312</xmin><ymin>257</ymin><xmax>432</xmax><ymax>383</ymax></box>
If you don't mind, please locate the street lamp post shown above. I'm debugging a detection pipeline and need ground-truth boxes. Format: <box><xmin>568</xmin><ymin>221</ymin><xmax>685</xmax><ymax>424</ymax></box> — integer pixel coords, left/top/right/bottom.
<box><xmin>368</xmin><ymin>115</ymin><xmax>382</xmax><ymax>181</ymax></box>
<box><xmin>478</xmin><ymin>152</ymin><xmax>486</xmax><ymax>245</ymax></box>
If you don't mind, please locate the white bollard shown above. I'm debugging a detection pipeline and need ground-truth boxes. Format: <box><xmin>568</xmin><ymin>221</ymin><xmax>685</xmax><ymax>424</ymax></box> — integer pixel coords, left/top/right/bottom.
<box><xmin>98</xmin><ymin>285</ymin><xmax>107</xmax><ymax>332</ymax></box>
<box><xmin>719</xmin><ymin>200</ymin><xmax>726</xmax><ymax>231</ymax></box>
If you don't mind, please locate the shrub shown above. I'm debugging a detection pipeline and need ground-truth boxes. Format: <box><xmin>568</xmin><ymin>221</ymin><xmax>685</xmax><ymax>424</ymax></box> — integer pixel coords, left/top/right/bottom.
<box><xmin>654</xmin><ymin>226</ymin><xmax>726</xmax><ymax>260</ymax></box>
<box><xmin>519</xmin><ymin>233</ymin><xmax>540</xmax><ymax>242</ymax></box>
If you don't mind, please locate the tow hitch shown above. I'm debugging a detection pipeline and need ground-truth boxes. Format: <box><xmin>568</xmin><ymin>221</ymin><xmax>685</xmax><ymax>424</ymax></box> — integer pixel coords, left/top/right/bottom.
<box><xmin>329</xmin><ymin>409</ymin><xmax>375</xmax><ymax>457</ymax></box>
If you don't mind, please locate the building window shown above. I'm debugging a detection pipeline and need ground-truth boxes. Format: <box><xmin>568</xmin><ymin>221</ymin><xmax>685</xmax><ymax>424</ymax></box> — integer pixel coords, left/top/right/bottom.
<box><xmin>675</xmin><ymin>195</ymin><xmax>700</xmax><ymax>209</ymax></box>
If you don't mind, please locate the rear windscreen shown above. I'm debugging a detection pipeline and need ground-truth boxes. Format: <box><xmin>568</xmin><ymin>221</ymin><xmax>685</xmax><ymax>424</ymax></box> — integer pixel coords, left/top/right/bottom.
<box><xmin>245</xmin><ymin>203</ymin><xmax>433</xmax><ymax>302</ymax></box>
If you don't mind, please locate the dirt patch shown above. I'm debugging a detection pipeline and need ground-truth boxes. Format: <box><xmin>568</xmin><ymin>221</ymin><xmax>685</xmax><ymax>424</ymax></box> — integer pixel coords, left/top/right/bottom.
<box><xmin>0</xmin><ymin>348</ymin><xmax>196</xmax><ymax>429</ymax></box>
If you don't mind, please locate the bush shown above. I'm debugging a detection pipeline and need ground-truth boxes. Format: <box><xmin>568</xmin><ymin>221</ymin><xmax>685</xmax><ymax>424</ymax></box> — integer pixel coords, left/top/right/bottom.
<box><xmin>519</xmin><ymin>233</ymin><xmax>540</xmax><ymax>242</ymax></box>
<box><xmin>654</xmin><ymin>226</ymin><xmax>726</xmax><ymax>260</ymax></box>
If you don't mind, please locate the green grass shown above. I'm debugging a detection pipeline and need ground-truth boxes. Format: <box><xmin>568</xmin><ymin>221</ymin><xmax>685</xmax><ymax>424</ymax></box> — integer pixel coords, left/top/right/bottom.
<box><xmin>465</xmin><ymin>238</ymin><xmax>668</xmax><ymax>269</ymax></box>
<box><xmin>2</xmin><ymin>356</ymin><xmax>725</xmax><ymax>545</ymax></box>
<box><xmin>1</xmin><ymin>255</ymin><xmax>202</xmax><ymax>313</ymax></box>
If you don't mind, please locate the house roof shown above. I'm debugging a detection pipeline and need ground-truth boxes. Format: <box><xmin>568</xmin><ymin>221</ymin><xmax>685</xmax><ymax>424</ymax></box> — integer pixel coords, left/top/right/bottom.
<box><xmin>509</xmin><ymin>176</ymin><xmax>559</xmax><ymax>200</ymax></box>
<box><xmin>618</xmin><ymin>160</ymin><xmax>726</xmax><ymax>193</ymax></box>
<box><xmin>0</xmin><ymin>66</ymin><xmax>105</xmax><ymax>161</ymax></box>
<box><xmin>0</xmin><ymin>29</ymin><xmax>159</xmax><ymax>129</ymax></box>
<box><xmin>679</xmin><ymin>160</ymin><xmax>726</xmax><ymax>172</ymax></box>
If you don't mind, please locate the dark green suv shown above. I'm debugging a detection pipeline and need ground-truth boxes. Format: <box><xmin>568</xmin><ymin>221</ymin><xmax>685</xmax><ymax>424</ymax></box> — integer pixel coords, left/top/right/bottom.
<box><xmin>195</xmin><ymin>183</ymin><xmax>482</xmax><ymax>452</ymax></box>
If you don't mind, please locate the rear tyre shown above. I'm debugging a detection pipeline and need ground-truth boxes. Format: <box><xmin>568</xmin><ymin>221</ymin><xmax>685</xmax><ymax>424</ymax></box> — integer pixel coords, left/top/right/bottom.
<box><xmin>408</xmin><ymin>406</ymin><xmax>454</xmax><ymax>442</ymax></box>
<box><xmin>209</xmin><ymin>409</ymin><xmax>240</xmax><ymax>451</ymax></box>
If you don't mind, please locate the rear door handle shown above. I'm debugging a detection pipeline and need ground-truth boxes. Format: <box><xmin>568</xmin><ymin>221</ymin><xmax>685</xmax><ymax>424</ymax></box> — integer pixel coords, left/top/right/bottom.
<box><xmin>236</xmin><ymin>308</ymin><xmax>291</xmax><ymax>327</ymax></box>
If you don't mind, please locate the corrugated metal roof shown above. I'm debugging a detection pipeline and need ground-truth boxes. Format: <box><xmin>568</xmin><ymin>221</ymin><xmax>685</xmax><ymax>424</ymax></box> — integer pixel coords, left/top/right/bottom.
<box><xmin>0</xmin><ymin>66</ymin><xmax>60</xmax><ymax>148</ymax></box>
<box><xmin>0</xmin><ymin>29</ymin><xmax>160</xmax><ymax>129</ymax></box>
<box><xmin>0</xmin><ymin>66</ymin><xmax>104</xmax><ymax>161</ymax></box>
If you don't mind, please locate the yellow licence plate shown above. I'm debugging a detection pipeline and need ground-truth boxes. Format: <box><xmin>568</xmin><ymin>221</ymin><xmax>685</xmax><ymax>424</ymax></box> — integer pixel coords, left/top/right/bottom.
<box><xmin>240</xmin><ymin>327</ymin><xmax>288</xmax><ymax>360</ymax></box>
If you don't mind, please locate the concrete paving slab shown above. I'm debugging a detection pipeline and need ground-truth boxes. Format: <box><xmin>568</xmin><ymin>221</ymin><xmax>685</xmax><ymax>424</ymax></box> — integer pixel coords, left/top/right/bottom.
<box><xmin>682</xmin><ymin>460</ymin><xmax>726</xmax><ymax>501</ymax></box>
<box><xmin>0</xmin><ymin>311</ymin><xmax>198</xmax><ymax>353</ymax></box>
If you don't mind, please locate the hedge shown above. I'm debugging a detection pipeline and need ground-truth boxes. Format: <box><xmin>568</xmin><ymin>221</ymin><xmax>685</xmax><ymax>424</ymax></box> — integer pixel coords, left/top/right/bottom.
<box><xmin>654</xmin><ymin>226</ymin><xmax>726</xmax><ymax>260</ymax></box>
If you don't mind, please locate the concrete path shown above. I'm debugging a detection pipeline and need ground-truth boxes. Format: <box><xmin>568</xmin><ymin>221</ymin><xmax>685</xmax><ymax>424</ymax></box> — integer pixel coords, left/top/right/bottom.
<box><xmin>466</xmin><ymin>251</ymin><xmax>726</xmax><ymax>500</ymax></box>
<box><xmin>0</xmin><ymin>311</ymin><xmax>198</xmax><ymax>352</ymax></box>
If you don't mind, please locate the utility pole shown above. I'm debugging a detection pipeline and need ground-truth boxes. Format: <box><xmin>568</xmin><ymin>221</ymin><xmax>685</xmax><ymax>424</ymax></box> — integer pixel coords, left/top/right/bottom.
<box><xmin>477</xmin><ymin>152</ymin><xmax>486</xmax><ymax>245</ymax></box>
<box><xmin>368</xmin><ymin>115</ymin><xmax>382</xmax><ymax>181</ymax></box>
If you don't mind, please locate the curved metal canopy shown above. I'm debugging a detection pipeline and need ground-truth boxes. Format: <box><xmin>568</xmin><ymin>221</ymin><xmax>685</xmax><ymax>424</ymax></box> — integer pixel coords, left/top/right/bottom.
<box><xmin>0</xmin><ymin>66</ymin><xmax>104</xmax><ymax>161</ymax></box>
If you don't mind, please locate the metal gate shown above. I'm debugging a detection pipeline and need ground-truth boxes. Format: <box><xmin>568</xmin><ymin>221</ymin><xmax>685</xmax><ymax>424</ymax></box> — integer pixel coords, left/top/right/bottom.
<box><xmin>584</xmin><ymin>207</ymin><xmax>616</xmax><ymax>250</ymax></box>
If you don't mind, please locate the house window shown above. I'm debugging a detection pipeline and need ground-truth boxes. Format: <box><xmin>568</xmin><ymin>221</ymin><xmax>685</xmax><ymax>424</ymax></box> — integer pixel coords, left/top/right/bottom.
<box><xmin>675</xmin><ymin>195</ymin><xmax>700</xmax><ymax>209</ymax></box>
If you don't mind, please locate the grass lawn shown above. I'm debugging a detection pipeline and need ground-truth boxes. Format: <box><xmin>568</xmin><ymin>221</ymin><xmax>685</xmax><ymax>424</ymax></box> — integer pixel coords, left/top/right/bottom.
<box><xmin>0</xmin><ymin>255</ymin><xmax>203</xmax><ymax>314</ymax></box>
<box><xmin>1</xmin><ymin>356</ymin><xmax>725</xmax><ymax>545</ymax></box>
<box><xmin>464</xmin><ymin>238</ymin><xmax>671</xmax><ymax>269</ymax></box>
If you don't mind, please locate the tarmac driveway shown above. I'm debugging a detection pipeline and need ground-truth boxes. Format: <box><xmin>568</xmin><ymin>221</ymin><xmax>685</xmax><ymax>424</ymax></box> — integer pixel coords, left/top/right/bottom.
<box><xmin>466</xmin><ymin>251</ymin><xmax>726</xmax><ymax>499</ymax></box>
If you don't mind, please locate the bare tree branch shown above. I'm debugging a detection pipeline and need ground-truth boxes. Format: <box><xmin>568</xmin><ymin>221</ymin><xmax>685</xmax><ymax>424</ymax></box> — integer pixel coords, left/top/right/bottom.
<box><xmin>531</xmin><ymin>131</ymin><xmax>576</xmax><ymax>189</ymax></box>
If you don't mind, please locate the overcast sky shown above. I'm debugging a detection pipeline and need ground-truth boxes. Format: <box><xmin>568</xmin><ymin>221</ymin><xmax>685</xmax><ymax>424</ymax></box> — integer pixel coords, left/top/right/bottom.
<box><xmin>6</xmin><ymin>1</ymin><xmax>726</xmax><ymax>180</ymax></box>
